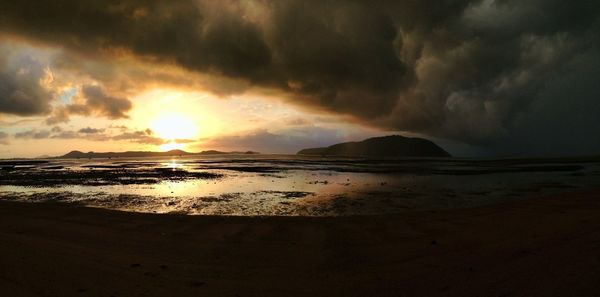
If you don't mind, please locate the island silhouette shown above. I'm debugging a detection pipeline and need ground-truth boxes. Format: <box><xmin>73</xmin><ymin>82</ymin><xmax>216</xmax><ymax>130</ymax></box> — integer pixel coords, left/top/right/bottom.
<box><xmin>297</xmin><ymin>135</ymin><xmax>451</xmax><ymax>158</ymax></box>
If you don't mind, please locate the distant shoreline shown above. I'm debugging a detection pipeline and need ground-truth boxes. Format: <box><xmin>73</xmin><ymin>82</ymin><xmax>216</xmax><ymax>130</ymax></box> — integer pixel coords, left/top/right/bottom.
<box><xmin>56</xmin><ymin>149</ymin><xmax>261</xmax><ymax>159</ymax></box>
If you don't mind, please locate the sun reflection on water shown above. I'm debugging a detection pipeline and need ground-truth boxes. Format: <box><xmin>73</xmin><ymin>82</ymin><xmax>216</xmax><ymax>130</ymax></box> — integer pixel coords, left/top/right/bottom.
<box><xmin>166</xmin><ymin>159</ymin><xmax>183</xmax><ymax>170</ymax></box>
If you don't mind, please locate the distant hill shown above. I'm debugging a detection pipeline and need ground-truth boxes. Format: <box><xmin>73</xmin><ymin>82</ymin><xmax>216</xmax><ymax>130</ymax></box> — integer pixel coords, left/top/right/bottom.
<box><xmin>297</xmin><ymin>135</ymin><xmax>451</xmax><ymax>158</ymax></box>
<box><xmin>59</xmin><ymin>150</ymin><xmax>259</xmax><ymax>159</ymax></box>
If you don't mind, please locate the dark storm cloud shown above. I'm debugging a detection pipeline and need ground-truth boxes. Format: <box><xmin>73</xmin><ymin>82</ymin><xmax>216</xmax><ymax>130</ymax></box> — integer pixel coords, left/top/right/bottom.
<box><xmin>1</xmin><ymin>32</ymin><xmax>133</xmax><ymax>125</ymax></box>
<box><xmin>2</xmin><ymin>0</ymin><xmax>600</xmax><ymax>155</ymax></box>
<box><xmin>0</xmin><ymin>0</ymin><xmax>271</xmax><ymax>79</ymax></box>
<box><xmin>0</xmin><ymin>48</ymin><xmax>55</xmax><ymax>116</ymax></box>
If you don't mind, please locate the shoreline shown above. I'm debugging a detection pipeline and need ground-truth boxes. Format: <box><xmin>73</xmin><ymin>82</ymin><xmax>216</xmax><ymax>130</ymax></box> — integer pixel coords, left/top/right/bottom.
<box><xmin>2</xmin><ymin>188</ymin><xmax>600</xmax><ymax>296</ymax></box>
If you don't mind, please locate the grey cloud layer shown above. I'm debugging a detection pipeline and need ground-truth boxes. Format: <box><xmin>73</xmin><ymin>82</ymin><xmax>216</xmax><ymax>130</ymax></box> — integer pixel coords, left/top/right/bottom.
<box><xmin>46</xmin><ymin>85</ymin><xmax>132</xmax><ymax>124</ymax></box>
<box><xmin>0</xmin><ymin>48</ymin><xmax>54</xmax><ymax>116</ymax></box>
<box><xmin>1</xmin><ymin>0</ymin><xmax>600</xmax><ymax>155</ymax></box>
<box><xmin>11</xmin><ymin>126</ymin><xmax>171</xmax><ymax>145</ymax></box>
<box><xmin>0</xmin><ymin>44</ymin><xmax>134</xmax><ymax>123</ymax></box>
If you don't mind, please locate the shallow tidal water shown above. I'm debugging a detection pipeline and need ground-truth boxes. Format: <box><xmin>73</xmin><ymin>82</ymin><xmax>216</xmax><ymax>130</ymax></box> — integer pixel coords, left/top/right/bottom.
<box><xmin>1</xmin><ymin>154</ymin><xmax>600</xmax><ymax>216</ymax></box>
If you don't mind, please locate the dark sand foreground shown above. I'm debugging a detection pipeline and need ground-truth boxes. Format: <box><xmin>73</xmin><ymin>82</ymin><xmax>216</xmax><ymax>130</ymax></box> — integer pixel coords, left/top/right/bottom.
<box><xmin>2</xmin><ymin>189</ymin><xmax>600</xmax><ymax>297</ymax></box>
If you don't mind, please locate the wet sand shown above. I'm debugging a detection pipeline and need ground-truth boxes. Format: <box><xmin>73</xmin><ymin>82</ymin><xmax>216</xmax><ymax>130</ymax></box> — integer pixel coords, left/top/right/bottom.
<box><xmin>2</xmin><ymin>189</ymin><xmax>600</xmax><ymax>297</ymax></box>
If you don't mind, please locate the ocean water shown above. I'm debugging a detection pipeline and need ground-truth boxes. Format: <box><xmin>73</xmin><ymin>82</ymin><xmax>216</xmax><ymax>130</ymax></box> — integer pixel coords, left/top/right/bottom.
<box><xmin>1</xmin><ymin>154</ymin><xmax>599</xmax><ymax>216</ymax></box>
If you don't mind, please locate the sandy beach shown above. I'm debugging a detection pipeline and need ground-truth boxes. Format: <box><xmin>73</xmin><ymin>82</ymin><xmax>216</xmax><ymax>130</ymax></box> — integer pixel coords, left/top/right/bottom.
<box><xmin>1</xmin><ymin>189</ymin><xmax>600</xmax><ymax>297</ymax></box>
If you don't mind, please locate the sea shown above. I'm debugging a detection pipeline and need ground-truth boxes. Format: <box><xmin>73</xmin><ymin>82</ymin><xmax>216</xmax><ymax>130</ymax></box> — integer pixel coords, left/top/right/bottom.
<box><xmin>1</xmin><ymin>154</ymin><xmax>599</xmax><ymax>216</ymax></box>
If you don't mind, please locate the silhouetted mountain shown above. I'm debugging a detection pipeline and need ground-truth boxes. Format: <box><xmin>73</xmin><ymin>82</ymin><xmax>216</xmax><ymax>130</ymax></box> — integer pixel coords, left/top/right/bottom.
<box><xmin>61</xmin><ymin>150</ymin><xmax>189</xmax><ymax>159</ymax></box>
<box><xmin>60</xmin><ymin>149</ymin><xmax>260</xmax><ymax>159</ymax></box>
<box><xmin>297</xmin><ymin>135</ymin><xmax>451</xmax><ymax>158</ymax></box>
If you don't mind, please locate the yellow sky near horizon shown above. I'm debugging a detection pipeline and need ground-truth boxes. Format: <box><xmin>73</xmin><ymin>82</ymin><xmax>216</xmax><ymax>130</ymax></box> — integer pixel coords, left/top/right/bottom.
<box><xmin>0</xmin><ymin>82</ymin><xmax>387</xmax><ymax>158</ymax></box>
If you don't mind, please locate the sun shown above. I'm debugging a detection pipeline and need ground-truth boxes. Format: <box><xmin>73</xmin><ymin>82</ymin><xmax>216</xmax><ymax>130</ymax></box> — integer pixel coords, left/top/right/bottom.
<box><xmin>151</xmin><ymin>114</ymin><xmax>198</xmax><ymax>141</ymax></box>
<box><xmin>159</xmin><ymin>142</ymin><xmax>185</xmax><ymax>151</ymax></box>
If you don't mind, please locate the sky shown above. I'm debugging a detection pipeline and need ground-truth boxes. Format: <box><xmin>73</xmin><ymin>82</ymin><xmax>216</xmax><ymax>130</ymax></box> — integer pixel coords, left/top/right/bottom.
<box><xmin>0</xmin><ymin>0</ymin><xmax>599</xmax><ymax>158</ymax></box>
